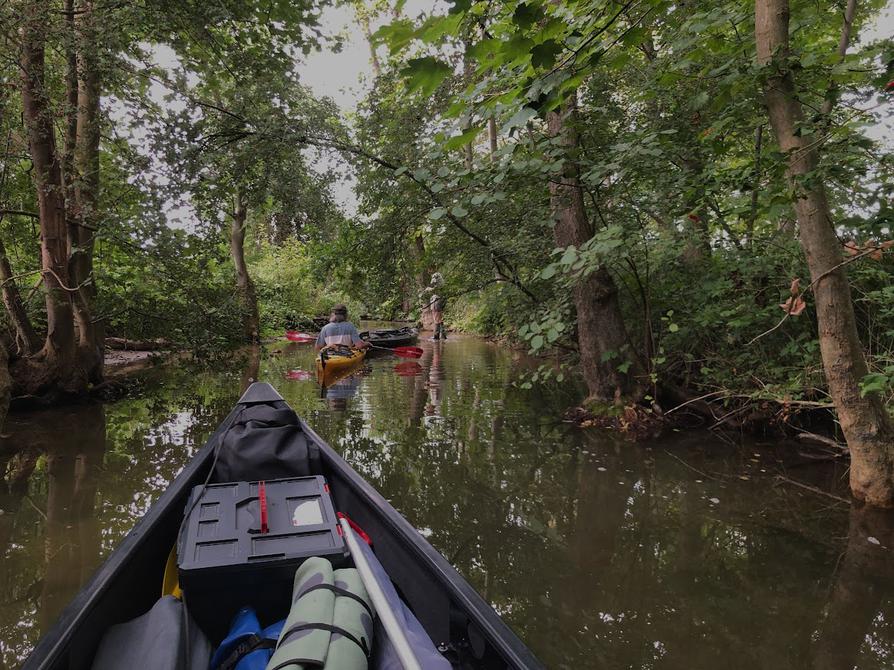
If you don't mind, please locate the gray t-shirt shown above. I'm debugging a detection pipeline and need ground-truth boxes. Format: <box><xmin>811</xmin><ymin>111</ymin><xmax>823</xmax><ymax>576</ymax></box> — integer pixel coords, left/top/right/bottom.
<box><xmin>316</xmin><ymin>322</ymin><xmax>363</xmax><ymax>348</ymax></box>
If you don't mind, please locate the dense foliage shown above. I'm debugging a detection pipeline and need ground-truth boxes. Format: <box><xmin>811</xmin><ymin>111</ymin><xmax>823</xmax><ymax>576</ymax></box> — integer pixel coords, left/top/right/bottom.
<box><xmin>0</xmin><ymin>0</ymin><xmax>894</xmax><ymax>446</ymax></box>
<box><xmin>334</xmin><ymin>0</ymin><xmax>894</xmax><ymax>417</ymax></box>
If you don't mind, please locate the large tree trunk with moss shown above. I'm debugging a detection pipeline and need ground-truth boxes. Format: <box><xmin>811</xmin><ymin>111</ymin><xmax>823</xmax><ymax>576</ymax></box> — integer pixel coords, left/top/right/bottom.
<box><xmin>70</xmin><ymin>0</ymin><xmax>104</xmax><ymax>383</ymax></box>
<box><xmin>16</xmin><ymin>1</ymin><xmax>87</xmax><ymax>397</ymax></box>
<box><xmin>547</xmin><ymin>101</ymin><xmax>643</xmax><ymax>403</ymax></box>
<box><xmin>756</xmin><ymin>0</ymin><xmax>894</xmax><ymax>507</ymax></box>
<box><xmin>231</xmin><ymin>190</ymin><xmax>260</xmax><ymax>342</ymax></box>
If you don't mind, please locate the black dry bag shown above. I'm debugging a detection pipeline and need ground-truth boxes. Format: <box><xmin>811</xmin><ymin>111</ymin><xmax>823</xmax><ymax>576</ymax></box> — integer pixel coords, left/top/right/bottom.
<box><xmin>211</xmin><ymin>404</ymin><xmax>321</xmax><ymax>483</ymax></box>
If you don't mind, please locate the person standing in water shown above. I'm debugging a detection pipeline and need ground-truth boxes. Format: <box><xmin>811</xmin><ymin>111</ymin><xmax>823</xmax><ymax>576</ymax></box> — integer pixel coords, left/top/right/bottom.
<box><xmin>423</xmin><ymin>272</ymin><xmax>447</xmax><ymax>340</ymax></box>
<box><xmin>314</xmin><ymin>304</ymin><xmax>370</xmax><ymax>351</ymax></box>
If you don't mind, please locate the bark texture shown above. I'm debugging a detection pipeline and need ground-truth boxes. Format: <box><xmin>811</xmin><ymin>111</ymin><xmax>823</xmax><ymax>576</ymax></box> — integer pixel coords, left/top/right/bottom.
<box><xmin>756</xmin><ymin>0</ymin><xmax>894</xmax><ymax>506</ymax></box>
<box><xmin>72</xmin><ymin>0</ymin><xmax>104</xmax><ymax>382</ymax></box>
<box><xmin>0</xmin><ymin>341</ymin><xmax>9</xmax><ymax>431</ymax></box>
<box><xmin>547</xmin><ymin>101</ymin><xmax>642</xmax><ymax>403</ymax></box>
<box><xmin>18</xmin><ymin>0</ymin><xmax>87</xmax><ymax>396</ymax></box>
<box><xmin>231</xmin><ymin>191</ymin><xmax>260</xmax><ymax>342</ymax></box>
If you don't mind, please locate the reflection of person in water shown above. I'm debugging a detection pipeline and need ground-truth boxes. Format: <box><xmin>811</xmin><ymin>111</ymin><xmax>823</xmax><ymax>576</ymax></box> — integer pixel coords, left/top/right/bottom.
<box><xmin>424</xmin><ymin>342</ymin><xmax>445</xmax><ymax>417</ymax></box>
<box><xmin>323</xmin><ymin>373</ymin><xmax>362</xmax><ymax>412</ymax></box>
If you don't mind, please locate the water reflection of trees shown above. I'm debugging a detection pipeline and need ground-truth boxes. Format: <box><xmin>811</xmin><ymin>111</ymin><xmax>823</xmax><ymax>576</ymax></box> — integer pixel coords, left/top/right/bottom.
<box><xmin>0</xmin><ymin>404</ymin><xmax>106</xmax><ymax>666</ymax></box>
<box><xmin>319</xmin><ymin>341</ymin><xmax>894</xmax><ymax>669</ymax></box>
<box><xmin>0</xmin><ymin>364</ymin><xmax>242</xmax><ymax>668</ymax></box>
<box><xmin>0</xmin><ymin>341</ymin><xmax>889</xmax><ymax>669</ymax></box>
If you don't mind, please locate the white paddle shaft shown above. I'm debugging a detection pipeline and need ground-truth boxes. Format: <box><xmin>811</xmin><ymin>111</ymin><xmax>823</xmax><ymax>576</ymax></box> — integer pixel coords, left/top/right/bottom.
<box><xmin>339</xmin><ymin>517</ymin><xmax>422</xmax><ymax>670</ymax></box>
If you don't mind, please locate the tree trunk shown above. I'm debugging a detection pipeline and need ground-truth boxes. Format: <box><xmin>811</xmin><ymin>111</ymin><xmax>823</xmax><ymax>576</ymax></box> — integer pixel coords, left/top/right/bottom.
<box><xmin>231</xmin><ymin>190</ymin><xmax>260</xmax><ymax>342</ymax></box>
<box><xmin>0</xmin><ymin>238</ymin><xmax>40</xmax><ymax>356</ymax></box>
<box><xmin>547</xmin><ymin>100</ymin><xmax>643</xmax><ymax>403</ymax></box>
<box><xmin>487</xmin><ymin>117</ymin><xmax>497</xmax><ymax>157</ymax></box>
<box><xmin>462</xmin><ymin>40</ymin><xmax>474</xmax><ymax>170</ymax></box>
<box><xmin>62</xmin><ymin>0</ymin><xmax>78</xmax><ymax>197</ymax></box>
<box><xmin>72</xmin><ymin>0</ymin><xmax>103</xmax><ymax>383</ymax></box>
<box><xmin>0</xmin><ymin>341</ymin><xmax>9</xmax><ymax>431</ymax></box>
<box><xmin>756</xmin><ymin>0</ymin><xmax>894</xmax><ymax>507</ymax></box>
<box><xmin>18</xmin><ymin>0</ymin><xmax>86</xmax><ymax>396</ymax></box>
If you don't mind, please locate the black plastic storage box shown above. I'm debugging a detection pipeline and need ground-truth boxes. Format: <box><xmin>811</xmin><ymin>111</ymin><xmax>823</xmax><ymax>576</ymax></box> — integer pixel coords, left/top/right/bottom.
<box><xmin>177</xmin><ymin>476</ymin><xmax>347</xmax><ymax>639</ymax></box>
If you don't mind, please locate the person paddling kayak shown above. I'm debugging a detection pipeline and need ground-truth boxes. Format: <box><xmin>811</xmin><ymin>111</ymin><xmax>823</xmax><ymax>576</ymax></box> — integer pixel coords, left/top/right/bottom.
<box><xmin>315</xmin><ymin>305</ymin><xmax>370</xmax><ymax>352</ymax></box>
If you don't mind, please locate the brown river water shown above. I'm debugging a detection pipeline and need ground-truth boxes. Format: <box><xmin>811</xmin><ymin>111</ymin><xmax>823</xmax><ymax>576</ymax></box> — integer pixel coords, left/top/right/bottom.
<box><xmin>0</xmin><ymin>331</ymin><xmax>892</xmax><ymax>669</ymax></box>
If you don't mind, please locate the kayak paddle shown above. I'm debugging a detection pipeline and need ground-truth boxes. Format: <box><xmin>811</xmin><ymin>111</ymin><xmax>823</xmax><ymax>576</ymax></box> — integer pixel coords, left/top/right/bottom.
<box><xmin>367</xmin><ymin>343</ymin><xmax>423</xmax><ymax>358</ymax></box>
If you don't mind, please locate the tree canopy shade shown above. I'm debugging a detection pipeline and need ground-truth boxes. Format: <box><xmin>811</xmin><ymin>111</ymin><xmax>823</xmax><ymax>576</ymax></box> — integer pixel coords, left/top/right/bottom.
<box><xmin>0</xmin><ymin>0</ymin><xmax>893</xmax><ymax>506</ymax></box>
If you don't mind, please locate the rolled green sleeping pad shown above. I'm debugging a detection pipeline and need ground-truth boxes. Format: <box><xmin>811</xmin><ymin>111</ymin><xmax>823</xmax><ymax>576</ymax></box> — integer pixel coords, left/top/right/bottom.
<box><xmin>265</xmin><ymin>557</ymin><xmax>374</xmax><ymax>670</ymax></box>
<box><xmin>324</xmin><ymin>569</ymin><xmax>374</xmax><ymax>670</ymax></box>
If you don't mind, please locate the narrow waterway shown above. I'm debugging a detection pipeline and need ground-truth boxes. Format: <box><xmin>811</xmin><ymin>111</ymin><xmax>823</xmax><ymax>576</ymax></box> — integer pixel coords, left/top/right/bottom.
<box><xmin>1</xmin><ymin>331</ymin><xmax>892</xmax><ymax>669</ymax></box>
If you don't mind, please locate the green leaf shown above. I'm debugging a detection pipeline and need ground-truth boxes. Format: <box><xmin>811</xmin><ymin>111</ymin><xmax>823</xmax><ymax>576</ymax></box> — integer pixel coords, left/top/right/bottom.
<box><xmin>450</xmin><ymin>204</ymin><xmax>468</xmax><ymax>218</ymax></box>
<box><xmin>668</xmin><ymin>323</ymin><xmax>679</xmax><ymax>333</ymax></box>
<box><xmin>501</xmin><ymin>106</ymin><xmax>537</xmax><ymax>134</ymax></box>
<box><xmin>531</xmin><ymin>40</ymin><xmax>563</xmax><ymax>69</ymax></box>
<box><xmin>444</xmin><ymin>125</ymin><xmax>483</xmax><ymax>151</ymax></box>
<box><xmin>448</xmin><ymin>0</ymin><xmax>472</xmax><ymax>14</ymax></box>
<box><xmin>559</xmin><ymin>246</ymin><xmax>578</xmax><ymax>265</ymax></box>
<box><xmin>468</xmin><ymin>39</ymin><xmax>500</xmax><ymax>62</ymax></box>
<box><xmin>373</xmin><ymin>20</ymin><xmax>416</xmax><ymax>55</ymax></box>
<box><xmin>429</xmin><ymin>207</ymin><xmax>447</xmax><ymax>220</ymax></box>
<box><xmin>691</xmin><ymin>91</ymin><xmax>710</xmax><ymax>110</ymax></box>
<box><xmin>393</xmin><ymin>166</ymin><xmax>408</xmax><ymax>177</ymax></box>
<box><xmin>470</xmin><ymin>193</ymin><xmax>486</xmax><ymax>205</ymax></box>
<box><xmin>416</xmin><ymin>13</ymin><xmax>463</xmax><ymax>42</ymax></box>
<box><xmin>402</xmin><ymin>57</ymin><xmax>453</xmax><ymax>97</ymax></box>
<box><xmin>503</xmin><ymin>34</ymin><xmax>535</xmax><ymax>61</ymax></box>
<box><xmin>513</xmin><ymin>3</ymin><xmax>544</xmax><ymax>28</ymax></box>
<box><xmin>530</xmin><ymin>334</ymin><xmax>544</xmax><ymax>350</ymax></box>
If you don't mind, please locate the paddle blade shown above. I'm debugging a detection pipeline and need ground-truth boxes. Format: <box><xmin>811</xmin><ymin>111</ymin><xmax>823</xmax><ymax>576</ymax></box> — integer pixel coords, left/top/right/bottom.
<box><xmin>285</xmin><ymin>331</ymin><xmax>315</xmax><ymax>343</ymax></box>
<box><xmin>391</xmin><ymin>346</ymin><xmax>424</xmax><ymax>358</ymax></box>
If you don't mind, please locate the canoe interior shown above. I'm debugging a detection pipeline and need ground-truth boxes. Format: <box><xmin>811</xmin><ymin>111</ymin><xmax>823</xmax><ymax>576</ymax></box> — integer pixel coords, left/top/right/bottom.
<box><xmin>23</xmin><ymin>387</ymin><xmax>542</xmax><ymax>670</ymax></box>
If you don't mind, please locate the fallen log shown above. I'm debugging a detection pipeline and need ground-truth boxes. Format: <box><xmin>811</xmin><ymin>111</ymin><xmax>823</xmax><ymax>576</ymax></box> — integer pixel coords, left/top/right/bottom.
<box><xmin>105</xmin><ymin>337</ymin><xmax>173</xmax><ymax>351</ymax></box>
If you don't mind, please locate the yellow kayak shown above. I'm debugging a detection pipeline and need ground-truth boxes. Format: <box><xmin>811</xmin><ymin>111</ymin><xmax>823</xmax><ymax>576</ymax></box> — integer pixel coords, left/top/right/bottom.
<box><xmin>316</xmin><ymin>346</ymin><xmax>365</xmax><ymax>388</ymax></box>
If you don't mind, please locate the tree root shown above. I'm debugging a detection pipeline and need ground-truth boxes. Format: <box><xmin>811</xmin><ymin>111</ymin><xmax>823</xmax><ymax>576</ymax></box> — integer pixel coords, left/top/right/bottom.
<box><xmin>564</xmin><ymin>403</ymin><xmax>664</xmax><ymax>440</ymax></box>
